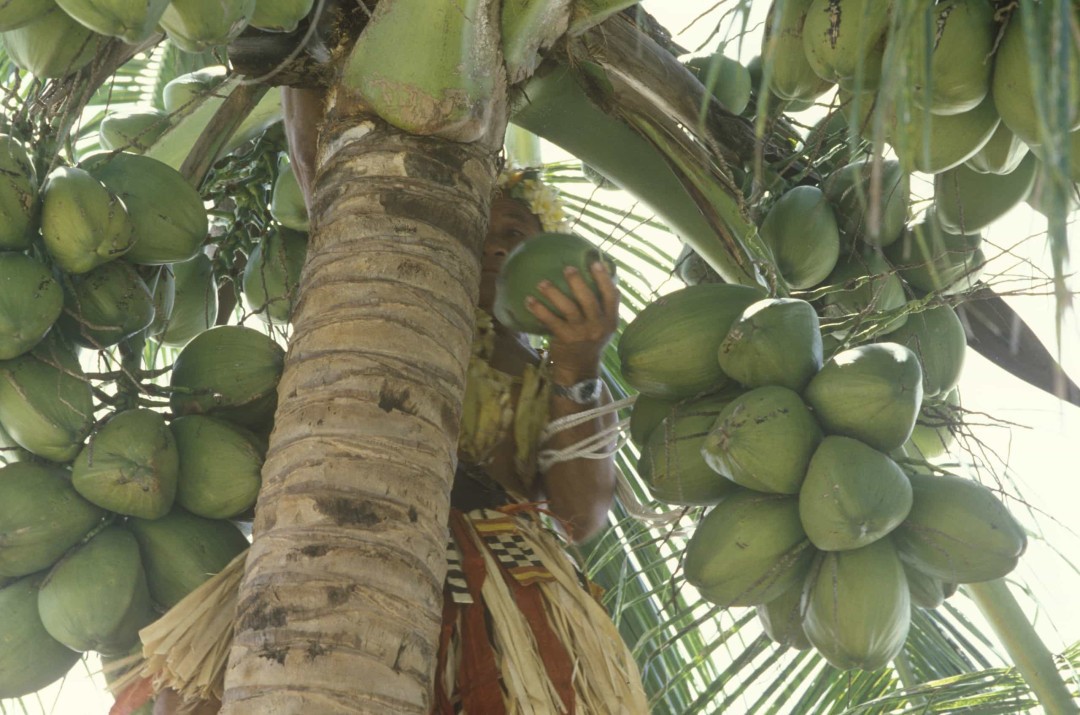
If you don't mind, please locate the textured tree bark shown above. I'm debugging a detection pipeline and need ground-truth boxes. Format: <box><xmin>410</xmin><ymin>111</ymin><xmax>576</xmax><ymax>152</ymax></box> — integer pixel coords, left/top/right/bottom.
<box><xmin>220</xmin><ymin>114</ymin><xmax>501</xmax><ymax>713</ymax></box>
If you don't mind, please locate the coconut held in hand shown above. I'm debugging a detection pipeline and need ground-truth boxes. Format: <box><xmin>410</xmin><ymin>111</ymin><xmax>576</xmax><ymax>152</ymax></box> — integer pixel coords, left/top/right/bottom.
<box><xmin>493</xmin><ymin>232</ymin><xmax>616</xmax><ymax>335</ymax></box>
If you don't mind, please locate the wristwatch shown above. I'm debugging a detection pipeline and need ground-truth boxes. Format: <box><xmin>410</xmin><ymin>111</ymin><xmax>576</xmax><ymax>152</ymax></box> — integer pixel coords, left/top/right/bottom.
<box><xmin>550</xmin><ymin>377</ymin><xmax>603</xmax><ymax>405</ymax></box>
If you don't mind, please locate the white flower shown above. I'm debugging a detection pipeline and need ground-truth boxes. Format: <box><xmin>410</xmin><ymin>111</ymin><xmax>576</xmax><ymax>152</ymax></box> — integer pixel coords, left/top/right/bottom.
<box><xmin>498</xmin><ymin>170</ymin><xmax>570</xmax><ymax>233</ymax></box>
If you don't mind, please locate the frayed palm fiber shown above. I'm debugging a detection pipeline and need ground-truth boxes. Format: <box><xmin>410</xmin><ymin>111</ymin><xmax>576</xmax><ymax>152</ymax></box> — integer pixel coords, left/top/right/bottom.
<box><xmin>108</xmin><ymin>549</ymin><xmax>248</xmax><ymax>704</ymax></box>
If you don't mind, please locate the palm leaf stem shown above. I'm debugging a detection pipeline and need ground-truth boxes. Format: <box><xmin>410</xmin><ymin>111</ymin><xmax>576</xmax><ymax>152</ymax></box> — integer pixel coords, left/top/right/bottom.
<box><xmin>966</xmin><ymin>579</ymin><xmax>1080</xmax><ymax>714</ymax></box>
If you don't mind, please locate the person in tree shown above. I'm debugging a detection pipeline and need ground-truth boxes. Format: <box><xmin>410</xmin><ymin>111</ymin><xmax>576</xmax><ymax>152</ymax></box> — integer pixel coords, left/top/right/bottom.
<box><xmin>286</xmin><ymin>85</ymin><xmax>646</xmax><ymax>713</ymax></box>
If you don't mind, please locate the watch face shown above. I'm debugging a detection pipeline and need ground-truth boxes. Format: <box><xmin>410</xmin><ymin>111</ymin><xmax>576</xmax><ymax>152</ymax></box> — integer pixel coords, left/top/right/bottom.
<box><xmin>576</xmin><ymin>380</ymin><xmax>602</xmax><ymax>402</ymax></box>
<box><xmin>561</xmin><ymin>378</ymin><xmax>604</xmax><ymax>406</ymax></box>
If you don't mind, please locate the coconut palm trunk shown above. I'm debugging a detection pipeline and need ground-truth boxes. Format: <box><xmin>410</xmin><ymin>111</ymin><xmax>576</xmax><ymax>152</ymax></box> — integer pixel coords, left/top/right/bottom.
<box><xmin>221</xmin><ymin>113</ymin><xmax>503</xmax><ymax>712</ymax></box>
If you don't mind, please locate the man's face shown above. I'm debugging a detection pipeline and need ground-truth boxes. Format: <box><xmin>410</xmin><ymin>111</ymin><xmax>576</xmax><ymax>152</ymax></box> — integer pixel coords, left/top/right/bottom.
<box><xmin>478</xmin><ymin>195</ymin><xmax>543</xmax><ymax>310</ymax></box>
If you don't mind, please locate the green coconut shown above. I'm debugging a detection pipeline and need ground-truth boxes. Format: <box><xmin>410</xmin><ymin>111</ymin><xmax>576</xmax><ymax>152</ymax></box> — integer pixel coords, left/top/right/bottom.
<box><xmin>82</xmin><ymin>152</ymin><xmax>209</xmax><ymax>265</ymax></box>
<box><xmin>40</xmin><ymin>165</ymin><xmax>136</xmax><ymax>274</ymax></box>
<box><xmin>60</xmin><ymin>260</ymin><xmax>156</xmax><ymax>348</ymax></box>
<box><xmin>802</xmin><ymin>0</ymin><xmax>889</xmax><ymax>92</ymax></box>
<box><xmin>0</xmin><ymin>134</ymin><xmax>38</xmax><ymax>250</ymax></box>
<box><xmin>823</xmin><ymin>158</ymin><xmax>909</xmax><ymax>247</ymax></box>
<box><xmin>803</xmin><ymin>538</ymin><xmax>911</xmax><ymax>671</ymax></box>
<box><xmin>0</xmin><ymin>6</ymin><xmax>103</xmax><ymax>79</ymax></box>
<box><xmin>171</xmin><ymin>415</ymin><xmax>264</xmax><ymax>519</ymax></box>
<box><xmin>0</xmin><ymin>253</ymin><xmax>63</xmax><ymax>360</ymax></box>
<box><xmin>162</xmin><ymin>66</ymin><xmax>227</xmax><ymax>113</ymax></box>
<box><xmin>637</xmin><ymin>388</ymin><xmax>745</xmax><ymax>506</ymax></box>
<box><xmin>54</xmin><ymin>0</ymin><xmax>170</xmax><ymax>43</ymax></box>
<box><xmin>883</xmin><ymin>303</ymin><xmax>966</xmax><ymax>398</ymax></box>
<box><xmin>758</xmin><ymin>185</ymin><xmax>840</xmax><ymax>289</ymax></box>
<box><xmin>756</xmin><ymin>579</ymin><xmax>811</xmax><ymax>651</ymax></box>
<box><xmin>0</xmin><ymin>339</ymin><xmax>95</xmax><ymax>462</ymax></box>
<box><xmin>169</xmin><ymin>325</ymin><xmax>284</xmax><ymax>430</ymax></box>
<box><xmin>886</xmin><ymin>212</ymin><xmax>984</xmax><ymax>296</ymax></box>
<box><xmin>991</xmin><ymin>2</ymin><xmax>1080</xmax><ymax>145</ymax></box>
<box><xmin>628</xmin><ymin>392</ymin><xmax>679</xmax><ymax>448</ymax></box>
<box><xmin>821</xmin><ymin>250</ymin><xmax>909</xmax><ymax>336</ymax></box>
<box><xmin>889</xmin><ymin>96</ymin><xmax>1001</xmax><ymax>175</ymax></box>
<box><xmin>72</xmin><ymin>409</ymin><xmax>179</xmax><ymax>519</ymax></box>
<box><xmin>905</xmin><ymin>0</ymin><xmax>994</xmax><ymax>116</ymax></box>
<box><xmin>799</xmin><ymin>435</ymin><xmax>913</xmax><ymax>551</ymax></box>
<box><xmin>37</xmin><ymin>525</ymin><xmax>155</xmax><ymax>655</ymax></box>
<box><xmin>0</xmin><ymin>0</ymin><xmax>55</xmax><ymax>31</ymax></box>
<box><xmin>965</xmin><ymin>122</ymin><xmax>1030</xmax><ymax>175</ymax></box>
<box><xmin>761</xmin><ymin>0</ymin><xmax>833</xmax><ymax>103</ymax></box>
<box><xmin>128</xmin><ymin>507</ymin><xmax>248</xmax><ymax>609</ymax></box>
<box><xmin>892</xmin><ymin>471</ymin><xmax>1027</xmax><ymax>583</ymax></box>
<box><xmin>270</xmin><ymin>154</ymin><xmax>310</xmax><ymax>232</ymax></box>
<box><xmin>159</xmin><ymin>0</ymin><xmax>256</xmax><ymax>53</ymax></box>
<box><xmin>0</xmin><ymin>420</ymin><xmax>30</xmax><ymax>464</ymax></box>
<box><xmin>619</xmin><ymin>284</ymin><xmax>766</xmax><ymax>399</ymax></box>
<box><xmin>718</xmin><ymin>298</ymin><xmax>823</xmax><ymax>391</ymax></box>
<box><xmin>701</xmin><ymin>385</ymin><xmax>822</xmax><ymax>495</ymax></box>
<box><xmin>684</xmin><ymin>491</ymin><xmax>815</xmax><ymax>608</ymax></box>
<box><xmin>99</xmin><ymin>109</ymin><xmax>172</xmax><ymax>153</ymax></box>
<box><xmin>1025</xmin><ymin>159</ymin><xmax>1080</xmax><ymax>217</ymax></box>
<box><xmin>494</xmin><ymin>232</ymin><xmax>616</xmax><ymax>335</ymax></box>
<box><xmin>803</xmin><ymin>342</ymin><xmax>924</xmax><ymax>452</ymax></box>
<box><xmin>0</xmin><ymin>462</ymin><xmax>105</xmax><ymax>578</ymax></box>
<box><xmin>0</xmin><ymin>573</ymin><xmax>81</xmax><ymax>699</ymax></box>
<box><xmin>686</xmin><ymin>53</ymin><xmax>752</xmax><ymax>115</ymax></box>
<box><xmin>903</xmin><ymin>561</ymin><xmax>955</xmax><ymax>610</ymax></box>
<box><xmin>154</xmin><ymin>254</ymin><xmax>218</xmax><ymax>348</ymax></box>
<box><xmin>904</xmin><ymin>389</ymin><xmax>960</xmax><ymax>459</ymax></box>
<box><xmin>935</xmin><ymin>153</ymin><xmax>1038</xmax><ymax>234</ymax></box>
<box><xmin>242</xmin><ymin>227</ymin><xmax>308</xmax><ymax>324</ymax></box>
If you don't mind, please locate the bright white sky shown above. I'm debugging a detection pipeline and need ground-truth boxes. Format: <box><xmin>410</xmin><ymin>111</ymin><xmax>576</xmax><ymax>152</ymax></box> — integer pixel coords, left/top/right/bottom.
<box><xmin>7</xmin><ymin>3</ymin><xmax>1079</xmax><ymax>713</ymax></box>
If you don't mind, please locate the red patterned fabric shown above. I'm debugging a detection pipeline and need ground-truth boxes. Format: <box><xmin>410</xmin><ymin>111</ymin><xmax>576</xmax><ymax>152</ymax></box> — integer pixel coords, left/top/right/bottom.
<box><xmin>448</xmin><ymin>510</ymin><xmax>506</xmax><ymax>715</ymax></box>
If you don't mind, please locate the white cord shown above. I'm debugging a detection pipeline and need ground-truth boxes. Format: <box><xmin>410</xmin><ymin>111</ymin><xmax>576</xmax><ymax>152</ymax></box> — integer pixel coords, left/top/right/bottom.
<box><xmin>537</xmin><ymin>396</ymin><xmax>636</xmax><ymax>473</ymax></box>
<box><xmin>614</xmin><ymin>469</ymin><xmax>686</xmax><ymax>527</ymax></box>
<box><xmin>537</xmin><ymin>392</ymin><xmax>686</xmax><ymax>526</ymax></box>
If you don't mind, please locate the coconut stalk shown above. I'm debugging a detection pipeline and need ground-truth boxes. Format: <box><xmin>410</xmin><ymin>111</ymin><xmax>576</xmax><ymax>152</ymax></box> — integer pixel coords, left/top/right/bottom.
<box><xmin>966</xmin><ymin>579</ymin><xmax>1080</xmax><ymax>714</ymax></box>
<box><xmin>145</xmin><ymin>77</ymin><xmax>280</xmax><ymax>179</ymax></box>
<box><xmin>513</xmin><ymin>12</ymin><xmax>807</xmax><ymax>288</ymax></box>
<box><xmin>178</xmin><ymin>82</ymin><xmax>272</xmax><ymax>189</ymax></box>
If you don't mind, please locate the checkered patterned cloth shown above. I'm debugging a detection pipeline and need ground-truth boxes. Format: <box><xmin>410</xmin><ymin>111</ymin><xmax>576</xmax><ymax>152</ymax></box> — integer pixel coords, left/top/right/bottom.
<box><xmin>470</xmin><ymin>509</ymin><xmax>556</xmax><ymax>586</ymax></box>
<box><xmin>445</xmin><ymin>537</ymin><xmax>472</xmax><ymax>604</ymax></box>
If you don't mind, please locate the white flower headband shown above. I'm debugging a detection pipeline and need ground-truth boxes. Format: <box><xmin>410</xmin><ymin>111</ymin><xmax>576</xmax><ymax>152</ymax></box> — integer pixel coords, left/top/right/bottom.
<box><xmin>497</xmin><ymin>168</ymin><xmax>571</xmax><ymax>233</ymax></box>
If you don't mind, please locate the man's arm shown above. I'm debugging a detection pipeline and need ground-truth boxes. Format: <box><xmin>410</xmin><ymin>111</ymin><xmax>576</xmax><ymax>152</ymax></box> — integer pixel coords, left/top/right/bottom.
<box><xmin>527</xmin><ymin>261</ymin><xmax>621</xmax><ymax>542</ymax></box>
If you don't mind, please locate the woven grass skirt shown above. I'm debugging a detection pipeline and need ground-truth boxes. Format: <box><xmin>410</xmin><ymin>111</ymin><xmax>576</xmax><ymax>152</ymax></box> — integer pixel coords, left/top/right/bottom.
<box><xmin>436</xmin><ymin>506</ymin><xmax>648</xmax><ymax>715</ymax></box>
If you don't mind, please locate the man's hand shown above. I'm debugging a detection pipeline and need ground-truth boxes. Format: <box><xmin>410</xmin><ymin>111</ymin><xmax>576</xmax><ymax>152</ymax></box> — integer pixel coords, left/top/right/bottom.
<box><xmin>524</xmin><ymin>260</ymin><xmax>620</xmax><ymax>383</ymax></box>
